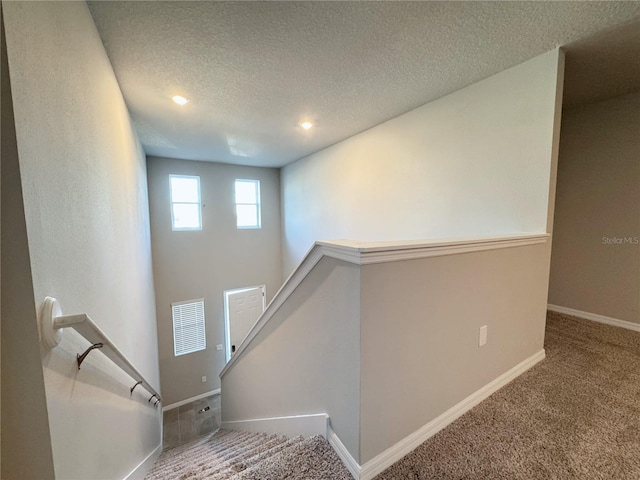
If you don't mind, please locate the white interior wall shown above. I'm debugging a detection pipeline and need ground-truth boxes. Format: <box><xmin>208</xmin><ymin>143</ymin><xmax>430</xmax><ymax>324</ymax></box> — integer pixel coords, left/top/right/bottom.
<box><xmin>282</xmin><ymin>49</ymin><xmax>563</xmax><ymax>275</ymax></box>
<box><xmin>3</xmin><ymin>2</ymin><xmax>161</xmax><ymax>478</ymax></box>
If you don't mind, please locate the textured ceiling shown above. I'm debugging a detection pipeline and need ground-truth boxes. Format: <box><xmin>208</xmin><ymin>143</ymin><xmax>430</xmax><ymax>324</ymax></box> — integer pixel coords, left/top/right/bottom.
<box><xmin>88</xmin><ymin>1</ymin><xmax>640</xmax><ymax>168</ymax></box>
<box><xmin>563</xmin><ymin>18</ymin><xmax>640</xmax><ymax>108</ymax></box>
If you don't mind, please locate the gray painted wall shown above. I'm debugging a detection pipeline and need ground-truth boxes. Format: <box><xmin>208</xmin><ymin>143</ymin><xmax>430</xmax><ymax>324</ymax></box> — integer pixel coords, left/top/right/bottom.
<box><xmin>147</xmin><ymin>156</ymin><xmax>282</xmax><ymax>406</ymax></box>
<box><xmin>3</xmin><ymin>2</ymin><xmax>161</xmax><ymax>478</ymax></box>
<box><xmin>1</xmin><ymin>10</ymin><xmax>4</xmax><ymax>476</ymax></box>
<box><xmin>281</xmin><ymin>49</ymin><xmax>564</xmax><ymax>274</ymax></box>
<box><xmin>549</xmin><ymin>92</ymin><xmax>640</xmax><ymax>324</ymax></box>
<box><xmin>221</xmin><ymin>256</ymin><xmax>361</xmax><ymax>461</ymax></box>
<box><xmin>220</xmin><ymin>240</ymin><xmax>550</xmax><ymax>464</ymax></box>
<box><xmin>1</xmin><ymin>12</ymin><xmax>2</xmax><ymax>473</ymax></box>
<box><xmin>360</xmin><ymin>243</ymin><xmax>550</xmax><ymax>462</ymax></box>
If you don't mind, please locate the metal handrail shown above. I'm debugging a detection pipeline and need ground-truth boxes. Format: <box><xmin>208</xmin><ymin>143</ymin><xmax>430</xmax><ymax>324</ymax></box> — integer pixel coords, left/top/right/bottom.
<box><xmin>40</xmin><ymin>297</ymin><xmax>161</xmax><ymax>406</ymax></box>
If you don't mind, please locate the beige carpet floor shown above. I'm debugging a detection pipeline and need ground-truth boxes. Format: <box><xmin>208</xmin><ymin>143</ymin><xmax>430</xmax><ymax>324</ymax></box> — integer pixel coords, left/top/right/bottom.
<box><xmin>375</xmin><ymin>311</ymin><xmax>640</xmax><ymax>479</ymax></box>
<box><xmin>147</xmin><ymin>312</ymin><xmax>640</xmax><ymax>479</ymax></box>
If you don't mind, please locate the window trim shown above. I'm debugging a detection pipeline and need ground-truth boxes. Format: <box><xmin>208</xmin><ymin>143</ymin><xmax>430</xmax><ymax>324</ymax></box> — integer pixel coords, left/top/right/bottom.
<box><xmin>234</xmin><ymin>179</ymin><xmax>261</xmax><ymax>229</ymax></box>
<box><xmin>170</xmin><ymin>174</ymin><xmax>202</xmax><ymax>231</ymax></box>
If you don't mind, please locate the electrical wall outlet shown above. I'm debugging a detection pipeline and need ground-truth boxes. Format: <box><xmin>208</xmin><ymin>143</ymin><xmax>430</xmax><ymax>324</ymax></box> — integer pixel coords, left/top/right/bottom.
<box><xmin>216</xmin><ymin>344</ymin><xmax>223</xmax><ymax>351</ymax></box>
<box><xmin>201</xmin><ymin>376</ymin><xmax>207</xmax><ymax>383</ymax></box>
<box><xmin>479</xmin><ymin>325</ymin><xmax>488</xmax><ymax>347</ymax></box>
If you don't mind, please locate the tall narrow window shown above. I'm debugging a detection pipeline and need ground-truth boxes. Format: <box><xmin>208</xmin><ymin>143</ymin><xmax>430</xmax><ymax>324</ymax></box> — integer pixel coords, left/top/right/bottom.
<box><xmin>235</xmin><ymin>179</ymin><xmax>261</xmax><ymax>229</ymax></box>
<box><xmin>172</xmin><ymin>299</ymin><xmax>206</xmax><ymax>356</ymax></box>
<box><xmin>170</xmin><ymin>174</ymin><xmax>201</xmax><ymax>231</ymax></box>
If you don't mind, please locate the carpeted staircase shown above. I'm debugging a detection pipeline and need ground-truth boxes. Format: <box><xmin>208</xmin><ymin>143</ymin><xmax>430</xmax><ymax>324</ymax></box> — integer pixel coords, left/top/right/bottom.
<box><xmin>145</xmin><ymin>429</ymin><xmax>352</xmax><ymax>480</ymax></box>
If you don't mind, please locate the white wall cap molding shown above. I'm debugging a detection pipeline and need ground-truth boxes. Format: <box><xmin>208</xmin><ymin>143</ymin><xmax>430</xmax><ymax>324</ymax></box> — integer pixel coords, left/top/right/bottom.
<box><xmin>221</xmin><ymin>413</ymin><xmax>329</xmax><ymax>439</ymax></box>
<box><xmin>548</xmin><ymin>304</ymin><xmax>640</xmax><ymax>333</ymax></box>
<box><xmin>221</xmin><ymin>233</ymin><xmax>549</xmax><ymax>377</ymax></box>
<box><xmin>319</xmin><ymin>233</ymin><xmax>549</xmax><ymax>265</ymax></box>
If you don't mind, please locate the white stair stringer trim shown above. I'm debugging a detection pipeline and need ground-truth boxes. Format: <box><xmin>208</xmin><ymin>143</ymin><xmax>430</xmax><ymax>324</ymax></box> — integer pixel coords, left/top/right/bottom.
<box><xmin>124</xmin><ymin>443</ymin><xmax>162</xmax><ymax>480</ymax></box>
<box><xmin>327</xmin><ymin>426</ymin><xmax>361</xmax><ymax>480</ymax></box>
<box><xmin>548</xmin><ymin>304</ymin><xmax>640</xmax><ymax>333</ymax></box>
<box><xmin>220</xmin><ymin>245</ymin><xmax>324</xmax><ymax>377</ymax></box>
<box><xmin>358</xmin><ymin>349</ymin><xmax>546</xmax><ymax>480</ymax></box>
<box><xmin>221</xmin><ymin>413</ymin><xmax>329</xmax><ymax>439</ymax></box>
<box><xmin>221</xmin><ymin>233</ymin><xmax>549</xmax><ymax>376</ymax></box>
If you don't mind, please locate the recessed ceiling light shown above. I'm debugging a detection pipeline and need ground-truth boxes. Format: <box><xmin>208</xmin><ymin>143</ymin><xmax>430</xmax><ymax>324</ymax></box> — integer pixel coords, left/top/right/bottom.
<box><xmin>172</xmin><ymin>95</ymin><xmax>190</xmax><ymax>106</ymax></box>
<box><xmin>300</xmin><ymin>121</ymin><xmax>313</xmax><ymax>130</ymax></box>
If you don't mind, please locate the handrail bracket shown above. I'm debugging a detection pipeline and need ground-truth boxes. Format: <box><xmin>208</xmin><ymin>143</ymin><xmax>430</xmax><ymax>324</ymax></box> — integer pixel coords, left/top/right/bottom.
<box><xmin>130</xmin><ymin>380</ymin><xmax>143</xmax><ymax>395</ymax></box>
<box><xmin>77</xmin><ymin>343</ymin><xmax>104</xmax><ymax>369</ymax></box>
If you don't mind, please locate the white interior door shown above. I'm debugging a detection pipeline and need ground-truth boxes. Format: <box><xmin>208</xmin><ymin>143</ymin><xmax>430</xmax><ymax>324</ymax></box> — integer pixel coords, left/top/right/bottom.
<box><xmin>224</xmin><ymin>285</ymin><xmax>265</xmax><ymax>362</ymax></box>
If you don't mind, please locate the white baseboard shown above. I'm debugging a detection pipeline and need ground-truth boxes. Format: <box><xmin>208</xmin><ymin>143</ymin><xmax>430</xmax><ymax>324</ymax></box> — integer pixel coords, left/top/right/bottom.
<box><xmin>162</xmin><ymin>388</ymin><xmax>221</xmax><ymax>412</ymax></box>
<box><xmin>548</xmin><ymin>304</ymin><xmax>640</xmax><ymax>333</ymax></box>
<box><xmin>328</xmin><ymin>426</ymin><xmax>361</xmax><ymax>480</ymax></box>
<box><xmin>123</xmin><ymin>443</ymin><xmax>162</xmax><ymax>480</ymax></box>
<box><xmin>218</xmin><ymin>351</ymin><xmax>545</xmax><ymax>480</ymax></box>
<box><xmin>358</xmin><ymin>349</ymin><xmax>546</xmax><ymax>480</ymax></box>
<box><xmin>221</xmin><ymin>413</ymin><xmax>329</xmax><ymax>439</ymax></box>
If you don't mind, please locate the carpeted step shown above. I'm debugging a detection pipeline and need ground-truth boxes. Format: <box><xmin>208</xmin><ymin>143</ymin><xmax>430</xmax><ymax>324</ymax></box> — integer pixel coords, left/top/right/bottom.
<box><xmin>145</xmin><ymin>429</ymin><xmax>321</xmax><ymax>480</ymax></box>
<box><xmin>146</xmin><ymin>429</ymin><xmax>352</xmax><ymax>480</ymax></box>
<box><xmin>145</xmin><ymin>430</ymin><xmax>258</xmax><ymax>479</ymax></box>
<box><xmin>197</xmin><ymin>433</ymin><xmax>304</xmax><ymax>479</ymax></box>
<box><xmin>211</xmin><ymin>435</ymin><xmax>306</xmax><ymax>478</ymax></box>
<box><xmin>229</xmin><ymin>435</ymin><xmax>352</xmax><ymax>480</ymax></box>
<box><xmin>146</xmin><ymin>430</ymin><xmax>262</xmax><ymax>479</ymax></box>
